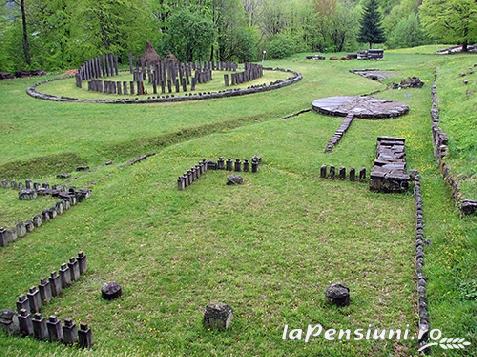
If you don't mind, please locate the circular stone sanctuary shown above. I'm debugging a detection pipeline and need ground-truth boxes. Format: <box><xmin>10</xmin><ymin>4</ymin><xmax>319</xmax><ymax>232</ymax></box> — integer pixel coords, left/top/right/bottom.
<box><xmin>26</xmin><ymin>42</ymin><xmax>302</xmax><ymax>105</ymax></box>
<box><xmin>312</xmin><ymin>96</ymin><xmax>409</xmax><ymax>119</ymax></box>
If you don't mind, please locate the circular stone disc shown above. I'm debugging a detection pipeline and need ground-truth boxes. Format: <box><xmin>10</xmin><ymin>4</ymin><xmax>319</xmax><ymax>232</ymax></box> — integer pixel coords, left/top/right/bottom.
<box><xmin>312</xmin><ymin>96</ymin><xmax>409</xmax><ymax>119</ymax></box>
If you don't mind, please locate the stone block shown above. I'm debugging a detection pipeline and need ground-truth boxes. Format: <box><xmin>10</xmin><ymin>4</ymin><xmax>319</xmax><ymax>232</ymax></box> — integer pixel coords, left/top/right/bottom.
<box><xmin>68</xmin><ymin>257</ymin><xmax>81</xmax><ymax>281</ymax></box>
<box><xmin>60</xmin><ymin>264</ymin><xmax>71</xmax><ymax>288</ymax></box>
<box><xmin>46</xmin><ymin>315</ymin><xmax>63</xmax><ymax>342</ymax></box>
<box><xmin>203</xmin><ymin>303</ymin><xmax>233</xmax><ymax>330</ymax></box>
<box><xmin>18</xmin><ymin>309</ymin><xmax>33</xmax><ymax>336</ymax></box>
<box><xmin>27</xmin><ymin>286</ymin><xmax>42</xmax><ymax>313</ymax></box>
<box><xmin>39</xmin><ymin>278</ymin><xmax>52</xmax><ymax>303</ymax></box>
<box><xmin>49</xmin><ymin>271</ymin><xmax>62</xmax><ymax>297</ymax></box>
<box><xmin>62</xmin><ymin>318</ymin><xmax>78</xmax><ymax>345</ymax></box>
<box><xmin>32</xmin><ymin>313</ymin><xmax>48</xmax><ymax>340</ymax></box>
<box><xmin>78</xmin><ymin>251</ymin><xmax>87</xmax><ymax>275</ymax></box>
<box><xmin>78</xmin><ymin>323</ymin><xmax>93</xmax><ymax>349</ymax></box>
<box><xmin>0</xmin><ymin>309</ymin><xmax>20</xmax><ymax>336</ymax></box>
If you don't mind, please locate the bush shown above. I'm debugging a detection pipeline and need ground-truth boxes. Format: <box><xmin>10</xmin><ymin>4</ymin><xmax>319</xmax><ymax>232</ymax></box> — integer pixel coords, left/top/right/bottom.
<box><xmin>266</xmin><ymin>33</ymin><xmax>295</xmax><ymax>59</ymax></box>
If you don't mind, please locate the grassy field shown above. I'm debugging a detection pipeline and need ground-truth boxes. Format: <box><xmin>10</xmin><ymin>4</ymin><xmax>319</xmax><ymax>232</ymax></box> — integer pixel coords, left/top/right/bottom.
<box><xmin>0</xmin><ymin>47</ymin><xmax>475</xmax><ymax>356</ymax></box>
<box><xmin>0</xmin><ymin>189</ymin><xmax>55</xmax><ymax>227</ymax></box>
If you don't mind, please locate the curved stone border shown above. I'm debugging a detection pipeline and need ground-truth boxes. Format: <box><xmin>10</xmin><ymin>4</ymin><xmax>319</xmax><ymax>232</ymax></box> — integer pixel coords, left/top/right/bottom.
<box><xmin>430</xmin><ymin>76</ymin><xmax>477</xmax><ymax>216</ymax></box>
<box><xmin>26</xmin><ymin>67</ymin><xmax>302</xmax><ymax>104</ymax></box>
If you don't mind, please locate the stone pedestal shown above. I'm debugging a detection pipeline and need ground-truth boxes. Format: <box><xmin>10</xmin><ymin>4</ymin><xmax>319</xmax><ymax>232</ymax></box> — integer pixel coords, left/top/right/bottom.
<box><xmin>203</xmin><ymin>303</ymin><xmax>233</xmax><ymax>330</ymax></box>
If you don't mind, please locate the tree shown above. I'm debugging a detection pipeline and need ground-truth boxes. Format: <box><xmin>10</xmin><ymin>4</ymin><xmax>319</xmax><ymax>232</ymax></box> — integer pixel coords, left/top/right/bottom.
<box><xmin>420</xmin><ymin>0</ymin><xmax>477</xmax><ymax>52</ymax></box>
<box><xmin>19</xmin><ymin>0</ymin><xmax>31</xmax><ymax>65</ymax></box>
<box><xmin>387</xmin><ymin>13</ymin><xmax>424</xmax><ymax>49</ymax></box>
<box><xmin>163</xmin><ymin>7</ymin><xmax>215</xmax><ymax>61</ymax></box>
<box><xmin>357</xmin><ymin>0</ymin><xmax>386</xmax><ymax>48</ymax></box>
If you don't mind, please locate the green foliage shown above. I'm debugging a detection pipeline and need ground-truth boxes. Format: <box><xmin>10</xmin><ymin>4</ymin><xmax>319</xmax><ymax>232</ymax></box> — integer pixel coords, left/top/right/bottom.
<box><xmin>420</xmin><ymin>0</ymin><xmax>477</xmax><ymax>49</ymax></box>
<box><xmin>266</xmin><ymin>33</ymin><xmax>295</xmax><ymax>59</ymax></box>
<box><xmin>387</xmin><ymin>13</ymin><xmax>424</xmax><ymax>49</ymax></box>
<box><xmin>162</xmin><ymin>7</ymin><xmax>215</xmax><ymax>61</ymax></box>
<box><xmin>357</xmin><ymin>0</ymin><xmax>386</xmax><ymax>48</ymax></box>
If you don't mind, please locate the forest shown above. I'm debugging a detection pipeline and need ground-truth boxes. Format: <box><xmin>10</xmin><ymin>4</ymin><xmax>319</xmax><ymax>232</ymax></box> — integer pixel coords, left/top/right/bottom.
<box><xmin>0</xmin><ymin>0</ymin><xmax>476</xmax><ymax>72</ymax></box>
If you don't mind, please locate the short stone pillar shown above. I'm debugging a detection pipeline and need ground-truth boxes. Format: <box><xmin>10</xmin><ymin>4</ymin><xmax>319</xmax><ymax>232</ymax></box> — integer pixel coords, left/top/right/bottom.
<box><xmin>226</xmin><ymin>159</ymin><xmax>233</xmax><ymax>171</ymax></box>
<box><xmin>16</xmin><ymin>222</ymin><xmax>26</xmax><ymax>238</ymax></box>
<box><xmin>0</xmin><ymin>227</ymin><xmax>9</xmax><ymax>247</ymax></box>
<box><xmin>0</xmin><ymin>309</ymin><xmax>20</xmax><ymax>336</ymax></box>
<box><xmin>78</xmin><ymin>323</ymin><xmax>93</xmax><ymax>349</ymax></box>
<box><xmin>203</xmin><ymin>303</ymin><xmax>233</xmax><ymax>330</ymax></box>
<box><xmin>46</xmin><ymin>315</ymin><xmax>63</xmax><ymax>342</ymax></box>
<box><xmin>349</xmin><ymin>168</ymin><xmax>356</xmax><ymax>181</ymax></box>
<box><xmin>16</xmin><ymin>295</ymin><xmax>30</xmax><ymax>313</ymax></box>
<box><xmin>329</xmin><ymin>166</ymin><xmax>335</xmax><ymax>179</ymax></box>
<box><xmin>101</xmin><ymin>282</ymin><xmax>122</xmax><ymax>300</ymax></box>
<box><xmin>39</xmin><ymin>278</ymin><xmax>52</xmax><ymax>303</ymax></box>
<box><xmin>217</xmin><ymin>157</ymin><xmax>225</xmax><ymax>170</ymax></box>
<box><xmin>325</xmin><ymin>283</ymin><xmax>350</xmax><ymax>306</ymax></box>
<box><xmin>32</xmin><ymin>313</ymin><xmax>48</xmax><ymax>340</ymax></box>
<box><xmin>49</xmin><ymin>271</ymin><xmax>63</xmax><ymax>297</ymax></box>
<box><xmin>243</xmin><ymin>159</ymin><xmax>250</xmax><ymax>172</ymax></box>
<box><xmin>60</xmin><ymin>263</ymin><xmax>72</xmax><ymax>288</ymax></box>
<box><xmin>32</xmin><ymin>215</ymin><xmax>42</xmax><ymax>228</ymax></box>
<box><xmin>62</xmin><ymin>318</ymin><xmax>78</xmax><ymax>345</ymax></box>
<box><xmin>178</xmin><ymin>176</ymin><xmax>186</xmax><ymax>191</ymax></box>
<box><xmin>234</xmin><ymin>159</ymin><xmax>242</xmax><ymax>172</ymax></box>
<box><xmin>339</xmin><ymin>167</ymin><xmax>346</xmax><ymax>180</ymax></box>
<box><xmin>251</xmin><ymin>160</ymin><xmax>259</xmax><ymax>173</ymax></box>
<box><xmin>68</xmin><ymin>257</ymin><xmax>81</xmax><ymax>281</ymax></box>
<box><xmin>18</xmin><ymin>309</ymin><xmax>33</xmax><ymax>336</ymax></box>
<box><xmin>27</xmin><ymin>286</ymin><xmax>42</xmax><ymax>313</ymax></box>
<box><xmin>320</xmin><ymin>165</ymin><xmax>327</xmax><ymax>178</ymax></box>
<box><xmin>359</xmin><ymin>168</ymin><xmax>367</xmax><ymax>181</ymax></box>
<box><xmin>78</xmin><ymin>251</ymin><xmax>87</xmax><ymax>275</ymax></box>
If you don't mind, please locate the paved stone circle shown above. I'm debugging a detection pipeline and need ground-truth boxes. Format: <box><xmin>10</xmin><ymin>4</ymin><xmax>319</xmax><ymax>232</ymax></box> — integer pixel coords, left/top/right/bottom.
<box><xmin>312</xmin><ymin>96</ymin><xmax>409</xmax><ymax>119</ymax></box>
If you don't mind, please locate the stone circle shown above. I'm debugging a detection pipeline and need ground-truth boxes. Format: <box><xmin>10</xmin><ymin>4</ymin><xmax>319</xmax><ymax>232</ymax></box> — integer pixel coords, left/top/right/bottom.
<box><xmin>312</xmin><ymin>96</ymin><xmax>409</xmax><ymax>119</ymax></box>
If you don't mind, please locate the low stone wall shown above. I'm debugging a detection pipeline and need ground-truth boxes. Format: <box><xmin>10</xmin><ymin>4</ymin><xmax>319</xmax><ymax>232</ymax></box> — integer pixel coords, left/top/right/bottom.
<box><xmin>430</xmin><ymin>80</ymin><xmax>477</xmax><ymax>216</ymax></box>
<box><xmin>26</xmin><ymin>68</ymin><xmax>302</xmax><ymax>105</ymax></box>
<box><xmin>324</xmin><ymin>114</ymin><xmax>354</xmax><ymax>152</ymax></box>
<box><xmin>370</xmin><ymin>137</ymin><xmax>410</xmax><ymax>193</ymax></box>
<box><xmin>0</xmin><ymin>179</ymin><xmax>91</xmax><ymax>248</ymax></box>
<box><xmin>0</xmin><ymin>252</ymin><xmax>93</xmax><ymax>348</ymax></box>
<box><xmin>178</xmin><ymin>157</ymin><xmax>261</xmax><ymax>190</ymax></box>
<box><xmin>319</xmin><ymin>165</ymin><xmax>367</xmax><ymax>181</ymax></box>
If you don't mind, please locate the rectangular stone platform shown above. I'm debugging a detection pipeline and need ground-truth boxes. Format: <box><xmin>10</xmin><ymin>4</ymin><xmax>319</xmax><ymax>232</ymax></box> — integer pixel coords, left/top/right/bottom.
<box><xmin>370</xmin><ymin>137</ymin><xmax>410</xmax><ymax>193</ymax></box>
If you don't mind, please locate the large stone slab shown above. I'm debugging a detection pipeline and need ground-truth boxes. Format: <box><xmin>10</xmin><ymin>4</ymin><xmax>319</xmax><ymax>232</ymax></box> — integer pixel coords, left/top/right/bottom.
<box><xmin>312</xmin><ymin>96</ymin><xmax>409</xmax><ymax>119</ymax></box>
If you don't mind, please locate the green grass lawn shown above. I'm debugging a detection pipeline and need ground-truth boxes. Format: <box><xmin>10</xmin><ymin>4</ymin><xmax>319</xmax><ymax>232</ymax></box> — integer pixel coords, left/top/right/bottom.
<box><xmin>0</xmin><ymin>47</ymin><xmax>475</xmax><ymax>356</ymax></box>
<box><xmin>0</xmin><ymin>189</ymin><xmax>55</xmax><ymax>228</ymax></box>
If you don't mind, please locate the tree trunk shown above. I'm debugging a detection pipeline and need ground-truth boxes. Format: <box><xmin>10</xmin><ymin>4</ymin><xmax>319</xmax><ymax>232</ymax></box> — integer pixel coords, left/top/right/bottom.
<box><xmin>462</xmin><ymin>41</ymin><xmax>468</xmax><ymax>52</ymax></box>
<box><xmin>20</xmin><ymin>0</ymin><xmax>31</xmax><ymax>65</ymax></box>
<box><xmin>369</xmin><ymin>42</ymin><xmax>373</xmax><ymax>49</ymax></box>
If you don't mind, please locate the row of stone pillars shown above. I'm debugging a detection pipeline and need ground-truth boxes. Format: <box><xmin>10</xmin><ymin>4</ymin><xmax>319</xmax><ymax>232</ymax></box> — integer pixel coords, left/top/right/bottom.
<box><xmin>0</xmin><ymin>252</ymin><xmax>93</xmax><ymax>348</ymax></box>
<box><xmin>76</xmin><ymin>53</ymin><xmax>119</xmax><ymax>87</ymax></box>
<box><xmin>0</xmin><ymin>180</ymin><xmax>91</xmax><ymax>248</ymax></box>
<box><xmin>178</xmin><ymin>157</ymin><xmax>261</xmax><ymax>190</ymax></box>
<box><xmin>320</xmin><ymin>165</ymin><xmax>367</xmax><ymax>181</ymax></box>
<box><xmin>224</xmin><ymin>63</ymin><xmax>263</xmax><ymax>87</ymax></box>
